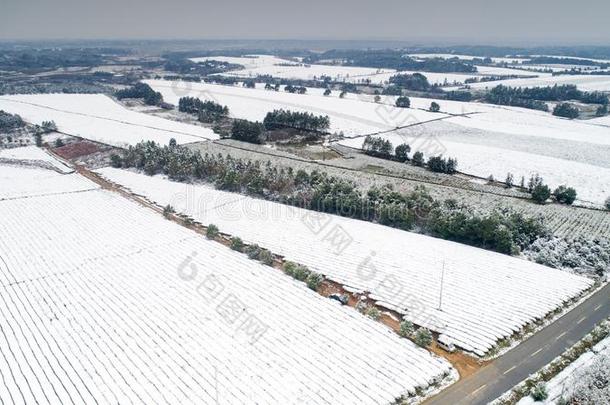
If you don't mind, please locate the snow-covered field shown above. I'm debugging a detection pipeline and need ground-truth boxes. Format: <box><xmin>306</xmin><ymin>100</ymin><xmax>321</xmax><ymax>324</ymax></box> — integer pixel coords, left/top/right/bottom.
<box><xmin>148</xmin><ymin>79</ymin><xmax>610</xmax><ymax>205</ymax></box>
<box><xmin>0</xmin><ymin>147</ymin><xmax>98</xmax><ymax>200</ymax></box>
<box><xmin>407</xmin><ymin>53</ymin><xmax>530</xmax><ymax>64</ymax></box>
<box><xmin>0</xmin><ymin>145</ymin><xmax>73</xmax><ymax>173</ymax></box>
<box><xmin>450</xmin><ymin>74</ymin><xmax>610</xmax><ymax>91</ymax></box>
<box><xmin>0</xmin><ymin>160</ymin><xmax>453</xmax><ymax>404</ymax></box>
<box><xmin>192</xmin><ymin>54</ymin><xmax>544</xmax><ymax>86</ymax></box>
<box><xmin>337</xmin><ymin>102</ymin><xmax>610</xmax><ymax>205</ymax></box>
<box><xmin>146</xmin><ymin>79</ymin><xmax>446</xmax><ymax>135</ymax></box>
<box><xmin>474</xmin><ymin>65</ymin><xmax>549</xmax><ymax>78</ymax></box>
<box><xmin>193</xmin><ymin>54</ymin><xmax>395</xmax><ymax>83</ymax></box>
<box><xmin>0</xmin><ymin>94</ymin><xmax>218</xmax><ymax>147</ymax></box>
<box><xmin>190</xmin><ymin>54</ymin><xmax>292</xmax><ymax>69</ymax></box>
<box><xmin>97</xmin><ymin>168</ymin><xmax>594</xmax><ymax>356</ymax></box>
<box><xmin>517</xmin><ymin>335</ymin><xmax>610</xmax><ymax>405</ymax></box>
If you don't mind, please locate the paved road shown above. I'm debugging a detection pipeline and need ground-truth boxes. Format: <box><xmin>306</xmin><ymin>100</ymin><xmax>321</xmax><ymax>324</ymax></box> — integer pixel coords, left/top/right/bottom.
<box><xmin>425</xmin><ymin>282</ymin><xmax>610</xmax><ymax>405</ymax></box>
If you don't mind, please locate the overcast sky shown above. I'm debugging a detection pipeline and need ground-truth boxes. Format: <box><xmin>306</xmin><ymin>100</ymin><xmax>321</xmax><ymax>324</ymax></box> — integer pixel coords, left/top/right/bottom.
<box><xmin>1</xmin><ymin>0</ymin><xmax>609</xmax><ymax>44</ymax></box>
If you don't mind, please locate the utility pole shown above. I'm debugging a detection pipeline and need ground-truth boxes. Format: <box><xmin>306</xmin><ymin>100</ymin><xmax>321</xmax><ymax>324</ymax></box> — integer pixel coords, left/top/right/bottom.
<box><xmin>438</xmin><ymin>260</ymin><xmax>445</xmax><ymax>311</ymax></box>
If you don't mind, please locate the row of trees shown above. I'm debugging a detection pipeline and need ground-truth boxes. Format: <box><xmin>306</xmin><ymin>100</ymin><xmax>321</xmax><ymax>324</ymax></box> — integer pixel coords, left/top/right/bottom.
<box><xmin>306</xmin><ymin>50</ymin><xmax>477</xmax><ymax>73</ymax></box>
<box><xmin>361</xmin><ymin>135</ymin><xmax>457</xmax><ymax>173</ymax></box>
<box><xmin>178</xmin><ymin>97</ymin><xmax>229</xmax><ymax>123</ymax></box>
<box><xmin>113</xmin><ymin>140</ymin><xmax>546</xmax><ymax>255</ymax></box>
<box><xmin>485</xmin><ymin>84</ymin><xmax>607</xmax><ymax>112</ymax></box>
<box><xmin>484</xmin><ymin>85</ymin><xmax>549</xmax><ymax>111</ymax></box>
<box><xmin>527</xmin><ymin>174</ymin><xmax>577</xmax><ymax>204</ymax></box>
<box><xmin>263</xmin><ymin>109</ymin><xmax>330</xmax><ymax>133</ymax></box>
<box><xmin>427</xmin><ymin>156</ymin><xmax>458</xmax><ymax>174</ymax></box>
<box><xmin>115</xmin><ymin>83</ymin><xmax>163</xmax><ymax>106</ymax></box>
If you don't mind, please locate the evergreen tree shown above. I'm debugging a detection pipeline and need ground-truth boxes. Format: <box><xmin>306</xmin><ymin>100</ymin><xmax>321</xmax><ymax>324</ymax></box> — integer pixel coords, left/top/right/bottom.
<box><xmin>532</xmin><ymin>183</ymin><xmax>551</xmax><ymax>204</ymax></box>
<box><xmin>394</xmin><ymin>143</ymin><xmax>411</xmax><ymax>162</ymax></box>
<box><xmin>554</xmin><ymin>185</ymin><xmax>577</xmax><ymax>205</ymax></box>
<box><xmin>412</xmin><ymin>151</ymin><xmax>425</xmax><ymax>166</ymax></box>
<box><xmin>231</xmin><ymin>119</ymin><xmax>264</xmax><ymax>144</ymax></box>
<box><xmin>553</xmin><ymin>103</ymin><xmax>580</xmax><ymax>119</ymax></box>
<box><xmin>395</xmin><ymin>96</ymin><xmax>411</xmax><ymax>108</ymax></box>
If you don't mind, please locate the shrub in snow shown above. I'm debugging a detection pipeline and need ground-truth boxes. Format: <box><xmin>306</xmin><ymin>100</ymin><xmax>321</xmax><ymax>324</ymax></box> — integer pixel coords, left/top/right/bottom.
<box><xmin>553</xmin><ymin>102</ymin><xmax>580</xmax><ymax>119</ymax></box>
<box><xmin>162</xmin><ymin>204</ymin><xmax>175</xmax><ymax>218</ymax></box>
<box><xmin>525</xmin><ymin>236</ymin><xmax>610</xmax><ymax>277</ymax></box>
<box><xmin>206</xmin><ymin>224</ymin><xmax>219</xmax><ymax>239</ymax></box>
<box><xmin>258</xmin><ymin>249</ymin><xmax>274</xmax><ymax>266</ymax></box>
<box><xmin>395</xmin><ymin>96</ymin><xmax>411</xmax><ymax>108</ymax></box>
<box><xmin>530</xmin><ymin>382</ymin><xmax>548</xmax><ymax>401</ymax></box>
<box><xmin>605</xmin><ymin>196</ymin><xmax>610</xmax><ymax>211</ymax></box>
<box><xmin>366</xmin><ymin>307</ymin><xmax>381</xmax><ymax>320</ymax></box>
<box><xmin>293</xmin><ymin>264</ymin><xmax>311</xmax><ymax>282</ymax></box>
<box><xmin>110</xmin><ymin>153</ymin><xmax>122</xmax><ymax>168</ymax></box>
<box><xmin>567</xmin><ymin>355</ymin><xmax>610</xmax><ymax>404</ymax></box>
<box><xmin>306</xmin><ymin>272</ymin><xmax>324</xmax><ymax>291</ymax></box>
<box><xmin>554</xmin><ymin>185</ymin><xmax>577</xmax><ymax>205</ymax></box>
<box><xmin>531</xmin><ymin>183</ymin><xmax>551</xmax><ymax>204</ymax></box>
<box><xmin>399</xmin><ymin>320</ymin><xmax>414</xmax><ymax>338</ymax></box>
<box><xmin>283</xmin><ymin>261</ymin><xmax>298</xmax><ymax>277</ymax></box>
<box><xmin>245</xmin><ymin>244</ymin><xmax>261</xmax><ymax>260</ymax></box>
<box><xmin>229</xmin><ymin>237</ymin><xmax>243</xmax><ymax>251</ymax></box>
<box><xmin>414</xmin><ymin>328</ymin><xmax>433</xmax><ymax>348</ymax></box>
<box><xmin>356</xmin><ymin>299</ymin><xmax>368</xmax><ymax>314</ymax></box>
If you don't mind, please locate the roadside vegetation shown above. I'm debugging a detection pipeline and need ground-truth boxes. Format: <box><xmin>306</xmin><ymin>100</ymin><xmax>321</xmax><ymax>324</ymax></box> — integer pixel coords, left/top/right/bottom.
<box><xmin>495</xmin><ymin>320</ymin><xmax>609</xmax><ymax>405</ymax></box>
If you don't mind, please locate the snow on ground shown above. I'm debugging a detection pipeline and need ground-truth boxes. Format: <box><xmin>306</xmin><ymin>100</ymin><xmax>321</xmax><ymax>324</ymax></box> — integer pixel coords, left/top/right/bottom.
<box><xmin>354</xmin><ymin>98</ymin><xmax>610</xmax><ymax>206</ymax></box>
<box><xmin>340</xmin><ymin>128</ymin><xmax>610</xmax><ymax>206</ymax></box>
<box><xmin>0</xmin><ymin>145</ymin><xmax>73</xmax><ymax>173</ymax></box>
<box><xmin>149</xmin><ymin>79</ymin><xmax>610</xmax><ymax>205</ymax></box>
<box><xmin>192</xmin><ymin>54</ymin><xmax>539</xmax><ymax>86</ymax></box>
<box><xmin>407</xmin><ymin>54</ymin><xmax>531</xmax><ymax>64</ymax></box>
<box><xmin>0</xmin><ymin>148</ymin><xmax>98</xmax><ymax>199</ymax></box>
<box><xmin>146</xmin><ymin>79</ymin><xmax>446</xmax><ymax>135</ymax></box>
<box><xmin>474</xmin><ymin>65</ymin><xmax>550</xmax><ymax>78</ymax></box>
<box><xmin>529</xmin><ymin>55</ymin><xmax>610</xmax><ymax>64</ymax></box>
<box><xmin>193</xmin><ymin>54</ymin><xmax>395</xmax><ymax>83</ymax></box>
<box><xmin>190</xmin><ymin>54</ymin><xmax>292</xmax><ymax>69</ymax></box>
<box><xmin>517</xmin><ymin>335</ymin><xmax>610</xmax><ymax>405</ymax></box>
<box><xmin>0</xmin><ymin>165</ymin><xmax>452</xmax><ymax>405</ymax></box>
<box><xmin>587</xmin><ymin>114</ymin><xmax>610</xmax><ymax>127</ymax></box>
<box><xmin>449</xmin><ymin>74</ymin><xmax>610</xmax><ymax>92</ymax></box>
<box><xmin>0</xmin><ymin>94</ymin><xmax>218</xmax><ymax>147</ymax></box>
<box><xmin>430</xmin><ymin>140</ymin><xmax>610</xmax><ymax>205</ymax></box>
<box><xmin>96</xmin><ymin>168</ymin><xmax>594</xmax><ymax>357</ymax></box>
